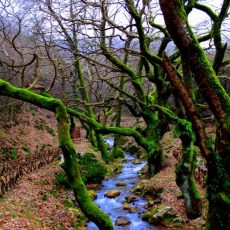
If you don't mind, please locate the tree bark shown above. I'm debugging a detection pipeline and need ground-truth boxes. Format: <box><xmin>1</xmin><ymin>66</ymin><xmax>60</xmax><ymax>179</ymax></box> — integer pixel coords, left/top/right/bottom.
<box><xmin>160</xmin><ymin>1</ymin><xmax>230</xmax><ymax>228</ymax></box>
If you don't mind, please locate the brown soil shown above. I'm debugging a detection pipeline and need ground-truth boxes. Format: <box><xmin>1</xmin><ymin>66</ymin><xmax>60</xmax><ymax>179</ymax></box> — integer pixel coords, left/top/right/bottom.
<box><xmin>0</xmin><ymin>105</ymin><xmax>91</xmax><ymax>230</ymax></box>
<box><xmin>0</xmin><ymin>163</ymin><xmax>85</xmax><ymax>230</ymax></box>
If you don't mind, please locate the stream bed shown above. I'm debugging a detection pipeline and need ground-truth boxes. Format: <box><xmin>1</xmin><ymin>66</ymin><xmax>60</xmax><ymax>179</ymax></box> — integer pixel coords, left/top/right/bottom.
<box><xmin>87</xmin><ymin>138</ymin><xmax>158</xmax><ymax>230</ymax></box>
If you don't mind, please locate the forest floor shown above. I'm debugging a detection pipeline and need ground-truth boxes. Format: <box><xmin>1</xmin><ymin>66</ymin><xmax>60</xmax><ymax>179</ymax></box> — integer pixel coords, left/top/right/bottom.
<box><xmin>0</xmin><ymin>105</ymin><xmax>208</xmax><ymax>229</ymax></box>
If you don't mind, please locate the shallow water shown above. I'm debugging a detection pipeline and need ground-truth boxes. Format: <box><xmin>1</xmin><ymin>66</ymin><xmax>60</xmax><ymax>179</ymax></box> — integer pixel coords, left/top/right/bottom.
<box><xmin>87</xmin><ymin>138</ymin><xmax>158</xmax><ymax>230</ymax></box>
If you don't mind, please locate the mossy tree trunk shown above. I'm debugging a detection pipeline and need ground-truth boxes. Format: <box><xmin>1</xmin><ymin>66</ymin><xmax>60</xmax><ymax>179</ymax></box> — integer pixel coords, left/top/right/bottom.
<box><xmin>156</xmin><ymin>105</ymin><xmax>202</xmax><ymax>218</ymax></box>
<box><xmin>113</xmin><ymin>39</ymin><xmax>130</xmax><ymax>157</ymax></box>
<box><xmin>160</xmin><ymin>0</ymin><xmax>230</xmax><ymax>228</ymax></box>
<box><xmin>56</xmin><ymin>105</ymin><xmax>113</xmax><ymax>230</ymax></box>
<box><xmin>0</xmin><ymin>79</ymin><xmax>114</xmax><ymax>230</ymax></box>
<box><xmin>144</xmin><ymin>111</ymin><xmax>164</xmax><ymax>176</ymax></box>
<box><xmin>74</xmin><ymin>57</ymin><xmax>109</xmax><ymax>163</ymax></box>
<box><xmin>100</xmin><ymin>13</ymin><xmax>165</xmax><ymax>176</ymax></box>
<box><xmin>175</xmin><ymin>124</ymin><xmax>201</xmax><ymax>218</ymax></box>
<box><xmin>95</xmin><ymin>130</ymin><xmax>109</xmax><ymax>163</ymax></box>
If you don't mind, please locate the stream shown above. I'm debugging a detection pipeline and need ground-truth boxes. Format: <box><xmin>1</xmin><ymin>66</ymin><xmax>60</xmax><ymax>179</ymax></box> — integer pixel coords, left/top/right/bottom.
<box><xmin>87</xmin><ymin>138</ymin><xmax>158</xmax><ymax>230</ymax></box>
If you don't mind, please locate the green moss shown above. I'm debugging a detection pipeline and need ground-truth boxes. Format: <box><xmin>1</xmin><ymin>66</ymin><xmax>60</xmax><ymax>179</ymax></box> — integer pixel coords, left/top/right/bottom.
<box><xmin>95</xmin><ymin>133</ymin><xmax>109</xmax><ymax>163</ymax></box>
<box><xmin>111</xmin><ymin>147</ymin><xmax>124</xmax><ymax>159</ymax></box>
<box><xmin>175</xmin><ymin>0</ymin><xmax>187</xmax><ymax>21</ymax></box>
<box><xmin>79</xmin><ymin>153</ymin><xmax>107</xmax><ymax>183</ymax></box>
<box><xmin>143</xmin><ymin>205</ymin><xmax>184</xmax><ymax>224</ymax></box>
<box><xmin>63</xmin><ymin>198</ymin><xmax>74</xmax><ymax>208</ymax></box>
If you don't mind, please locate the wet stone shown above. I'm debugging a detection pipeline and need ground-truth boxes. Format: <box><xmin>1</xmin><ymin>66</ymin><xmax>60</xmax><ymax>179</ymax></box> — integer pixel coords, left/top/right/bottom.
<box><xmin>132</xmin><ymin>159</ymin><xmax>141</xmax><ymax>165</ymax></box>
<box><xmin>125</xmin><ymin>195</ymin><xmax>136</xmax><ymax>203</ymax></box>
<box><xmin>115</xmin><ymin>216</ymin><xmax>131</xmax><ymax>226</ymax></box>
<box><xmin>116</xmin><ymin>181</ymin><xmax>127</xmax><ymax>186</ymax></box>
<box><xmin>123</xmin><ymin>202</ymin><xmax>131</xmax><ymax>210</ymax></box>
<box><xmin>104</xmin><ymin>189</ymin><xmax>121</xmax><ymax>198</ymax></box>
<box><xmin>142</xmin><ymin>205</ymin><xmax>184</xmax><ymax>225</ymax></box>
<box><xmin>129</xmin><ymin>207</ymin><xmax>137</xmax><ymax>213</ymax></box>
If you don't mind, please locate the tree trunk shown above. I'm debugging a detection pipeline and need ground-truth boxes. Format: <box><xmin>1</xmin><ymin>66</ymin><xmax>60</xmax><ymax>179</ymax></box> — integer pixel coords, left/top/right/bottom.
<box><xmin>95</xmin><ymin>131</ymin><xmax>109</xmax><ymax>163</ymax></box>
<box><xmin>176</xmin><ymin>135</ymin><xmax>201</xmax><ymax>219</ymax></box>
<box><xmin>206</xmin><ymin>151</ymin><xmax>230</xmax><ymax>230</ymax></box>
<box><xmin>74</xmin><ymin>58</ymin><xmax>109</xmax><ymax>162</ymax></box>
<box><xmin>160</xmin><ymin>1</ymin><xmax>230</xmax><ymax>228</ymax></box>
<box><xmin>56</xmin><ymin>105</ymin><xmax>113</xmax><ymax>230</ymax></box>
<box><xmin>145</xmin><ymin>112</ymin><xmax>165</xmax><ymax>176</ymax></box>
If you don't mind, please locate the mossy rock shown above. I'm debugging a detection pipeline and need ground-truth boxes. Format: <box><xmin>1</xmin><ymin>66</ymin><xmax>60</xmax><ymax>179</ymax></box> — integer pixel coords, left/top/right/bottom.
<box><xmin>114</xmin><ymin>164</ymin><xmax>123</xmax><ymax>174</ymax></box>
<box><xmin>142</xmin><ymin>205</ymin><xmax>184</xmax><ymax>225</ymax></box>
<box><xmin>79</xmin><ymin>153</ymin><xmax>107</xmax><ymax>184</ymax></box>
<box><xmin>132</xmin><ymin>181</ymin><xmax>164</xmax><ymax>198</ymax></box>
<box><xmin>111</xmin><ymin>147</ymin><xmax>125</xmax><ymax>159</ymax></box>
<box><xmin>56</xmin><ymin>153</ymin><xmax>107</xmax><ymax>189</ymax></box>
<box><xmin>122</xmin><ymin>139</ymin><xmax>145</xmax><ymax>157</ymax></box>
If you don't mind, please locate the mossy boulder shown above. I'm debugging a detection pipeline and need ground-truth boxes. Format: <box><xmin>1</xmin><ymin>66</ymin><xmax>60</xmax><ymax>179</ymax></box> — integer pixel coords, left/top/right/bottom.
<box><xmin>121</xmin><ymin>137</ymin><xmax>145</xmax><ymax>157</ymax></box>
<box><xmin>79</xmin><ymin>153</ymin><xmax>107</xmax><ymax>184</ymax></box>
<box><xmin>104</xmin><ymin>189</ymin><xmax>121</xmax><ymax>198</ymax></box>
<box><xmin>56</xmin><ymin>153</ymin><xmax>107</xmax><ymax>189</ymax></box>
<box><xmin>113</xmin><ymin>164</ymin><xmax>123</xmax><ymax>174</ymax></box>
<box><xmin>142</xmin><ymin>205</ymin><xmax>184</xmax><ymax>225</ymax></box>
<box><xmin>132</xmin><ymin>180</ymin><xmax>164</xmax><ymax>199</ymax></box>
<box><xmin>111</xmin><ymin>147</ymin><xmax>125</xmax><ymax>159</ymax></box>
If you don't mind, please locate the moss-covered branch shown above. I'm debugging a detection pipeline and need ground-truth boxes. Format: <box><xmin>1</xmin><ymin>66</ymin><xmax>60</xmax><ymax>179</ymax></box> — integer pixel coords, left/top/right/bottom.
<box><xmin>0</xmin><ymin>78</ymin><xmax>114</xmax><ymax>230</ymax></box>
<box><xmin>124</xmin><ymin>0</ymin><xmax>162</xmax><ymax>66</ymax></box>
<box><xmin>100</xmin><ymin>24</ymin><xmax>146</xmax><ymax>102</ymax></box>
<box><xmin>194</xmin><ymin>1</ymin><xmax>229</xmax><ymax>73</ymax></box>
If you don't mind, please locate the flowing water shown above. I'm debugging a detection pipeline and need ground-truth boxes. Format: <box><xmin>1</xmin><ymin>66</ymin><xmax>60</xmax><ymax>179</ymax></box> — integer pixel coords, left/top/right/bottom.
<box><xmin>87</xmin><ymin>138</ymin><xmax>158</xmax><ymax>230</ymax></box>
